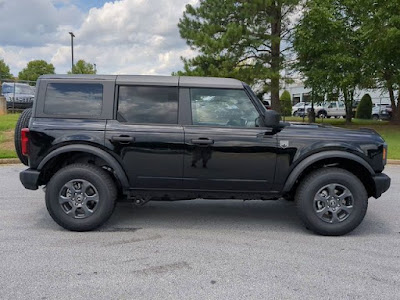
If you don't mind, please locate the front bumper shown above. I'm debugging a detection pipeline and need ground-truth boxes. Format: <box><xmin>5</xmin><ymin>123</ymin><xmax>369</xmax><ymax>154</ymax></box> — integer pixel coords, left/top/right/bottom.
<box><xmin>7</xmin><ymin>102</ymin><xmax>33</xmax><ymax>110</ymax></box>
<box><xmin>20</xmin><ymin>168</ymin><xmax>40</xmax><ymax>190</ymax></box>
<box><xmin>372</xmin><ymin>173</ymin><xmax>391</xmax><ymax>198</ymax></box>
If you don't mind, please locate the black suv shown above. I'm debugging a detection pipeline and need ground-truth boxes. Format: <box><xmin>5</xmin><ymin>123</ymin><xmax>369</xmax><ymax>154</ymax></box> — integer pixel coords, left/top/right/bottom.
<box><xmin>18</xmin><ymin>75</ymin><xmax>390</xmax><ymax>235</ymax></box>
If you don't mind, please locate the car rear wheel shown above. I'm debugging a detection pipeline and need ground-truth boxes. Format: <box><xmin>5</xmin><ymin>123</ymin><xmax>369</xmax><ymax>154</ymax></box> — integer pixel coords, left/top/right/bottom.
<box><xmin>296</xmin><ymin>168</ymin><xmax>368</xmax><ymax>236</ymax></box>
<box><xmin>45</xmin><ymin>163</ymin><xmax>117</xmax><ymax>231</ymax></box>
<box><xmin>14</xmin><ymin>108</ymin><xmax>32</xmax><ymax>166</ymax></box>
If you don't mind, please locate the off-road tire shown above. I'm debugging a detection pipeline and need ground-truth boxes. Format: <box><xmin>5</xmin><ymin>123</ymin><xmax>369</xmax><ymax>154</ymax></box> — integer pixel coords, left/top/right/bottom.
<box><xmin>296</xmin><ymin>168</ymin><xmax>368</xmax><ymax>236</ymax></box>
<box><xmin>14</xmin><ymin>108</ymin><xmax>32</xmax><ymax>166</ymax></box>
<box><xmin>46</xmin><ymin>163</ymin><xmax>117</xmax><ymax>231</ymax></box>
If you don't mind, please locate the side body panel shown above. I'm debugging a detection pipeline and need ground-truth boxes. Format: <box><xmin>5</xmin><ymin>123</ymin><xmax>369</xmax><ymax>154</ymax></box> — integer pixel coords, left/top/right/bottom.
<box><xmin>183</xmin><ymin>126</ymin><xmax>278</xmax><ymax>191</ymax></box>
<box><xmin>105</xmin><ymin>121</ymin><xmax>184</xmax><ymax>189</ymax></box>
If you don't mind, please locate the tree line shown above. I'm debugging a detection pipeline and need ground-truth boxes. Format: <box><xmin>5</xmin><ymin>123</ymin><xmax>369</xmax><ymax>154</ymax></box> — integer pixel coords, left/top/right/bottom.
<box><xmin>0</xmin><ymin>59</ymin><xmax>96</xmax><ymax>83</ymax></box>
<box><xmin>174</xmin><ymin>0</ymin><xmax>400</xmax><ymax>124</ymax></box>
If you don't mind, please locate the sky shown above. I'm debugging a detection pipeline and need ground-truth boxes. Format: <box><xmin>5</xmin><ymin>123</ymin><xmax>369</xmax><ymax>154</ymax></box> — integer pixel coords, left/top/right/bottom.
<box><xmin>0</xmin><ymin>0</ymin><xmax>198</xmax><ymax>76</ymax></box>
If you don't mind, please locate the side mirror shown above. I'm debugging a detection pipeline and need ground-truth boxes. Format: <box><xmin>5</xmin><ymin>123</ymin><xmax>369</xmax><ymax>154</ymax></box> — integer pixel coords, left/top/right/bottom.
<box><xmin>262</xmin><ymin>110</ymin><xmax>281</xmax><ymax>128</ymax></box>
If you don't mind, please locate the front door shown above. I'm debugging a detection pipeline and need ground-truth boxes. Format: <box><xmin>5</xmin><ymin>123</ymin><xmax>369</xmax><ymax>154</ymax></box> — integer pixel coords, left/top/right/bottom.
<box><xmin>183</xmin><ymin>88</ymin><xmax>278</xmax><ymax>192</ymax></box>
<box><xmin>105</xmin><ymin>85</ymin><xmax>184</xmax><ymax>190</ymax></box>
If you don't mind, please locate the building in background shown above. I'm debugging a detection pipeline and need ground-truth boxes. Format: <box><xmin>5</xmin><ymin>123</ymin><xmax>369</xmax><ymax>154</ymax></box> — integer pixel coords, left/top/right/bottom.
<box><xmin>280</xmin><ymin>79</ymin><xmax>392</xmax><ymax>106</ymax></box>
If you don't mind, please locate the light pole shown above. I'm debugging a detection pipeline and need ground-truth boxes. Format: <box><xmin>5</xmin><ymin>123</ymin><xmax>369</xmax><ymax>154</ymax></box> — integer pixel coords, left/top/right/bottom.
<box><xmin>69</xmin><ymin>32</ymin><xmax>75</xmax><ymax>72</ymax></box>
<box><xmin>94</xmin><ymin>63</ymin><xmax>97</xmax><ymax>73</ymax></box>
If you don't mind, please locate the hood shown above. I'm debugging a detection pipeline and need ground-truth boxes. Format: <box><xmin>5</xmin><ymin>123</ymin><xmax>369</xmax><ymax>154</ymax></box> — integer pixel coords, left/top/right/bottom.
<box><xmin>284</xmin><ymin>122</ymin><xmax>385</xmax><ymax>143</ymax></box>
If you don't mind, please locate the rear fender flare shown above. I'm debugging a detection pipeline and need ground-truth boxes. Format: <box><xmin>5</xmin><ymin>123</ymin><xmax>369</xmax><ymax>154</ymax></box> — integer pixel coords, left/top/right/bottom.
<box><xmin>38</xmin><ymin>144</ymin><xmax>129</xmax><ymax>189</ymax></box>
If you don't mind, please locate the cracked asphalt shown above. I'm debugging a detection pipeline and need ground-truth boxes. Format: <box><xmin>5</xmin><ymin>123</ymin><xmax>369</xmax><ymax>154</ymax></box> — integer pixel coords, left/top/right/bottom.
<box><xmin>0</xmin><ymin>164</ymin><xmax>399</xmax><ymax>299</ymax></box>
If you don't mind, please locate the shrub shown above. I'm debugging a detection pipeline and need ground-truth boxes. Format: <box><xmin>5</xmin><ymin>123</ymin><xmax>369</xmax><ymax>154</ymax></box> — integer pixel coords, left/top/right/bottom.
<box><xmin>280</xmin><ymin>90</ymin><xmax>292</xmax><ymax>116</ymax></box>
<box><xmin>356</xmin><ymin>94</ymin><xmax>373</xmax><ymax>119</ymax></box>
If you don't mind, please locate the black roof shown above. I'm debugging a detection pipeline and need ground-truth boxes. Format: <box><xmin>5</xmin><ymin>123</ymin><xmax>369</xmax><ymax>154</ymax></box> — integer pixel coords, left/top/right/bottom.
<box><xmin>39</xmin><ymin>74</ymin><xmax>244</xmax><ymax>89</ymax></box>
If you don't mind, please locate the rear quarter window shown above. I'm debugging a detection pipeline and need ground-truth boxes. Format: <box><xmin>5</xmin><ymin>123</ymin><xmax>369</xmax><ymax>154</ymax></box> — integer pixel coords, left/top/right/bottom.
<box><xmin>44</xmin><ymin>83</ymin><xmax>103</xmax><ymax>115</ymax></box>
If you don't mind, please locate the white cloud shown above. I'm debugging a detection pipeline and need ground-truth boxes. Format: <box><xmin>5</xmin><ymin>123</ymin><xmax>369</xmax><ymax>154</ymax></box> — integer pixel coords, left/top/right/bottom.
<box><xmin>0</xmin><ymin>0</ymin><xmax>198</xmax><ymax>77</ymax></box>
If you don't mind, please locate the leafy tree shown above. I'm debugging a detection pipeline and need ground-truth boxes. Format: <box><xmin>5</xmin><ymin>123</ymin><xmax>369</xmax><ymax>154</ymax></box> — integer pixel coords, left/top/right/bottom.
<box><xmin>293</xmin><ymin>0</ymin><xmax>363</xmax><ymax>124</ymax></box>
<box><xmin>18</xmin><ymin>60</ymin><xmax>55</xmax><ymax>82</ymax></box>
<box><xmin>280</xmin><ymin>90</ymin><xmax>292</xmax><ymax>116</ymax></box>
<box><xmin>356</xmin><ymin>94</ymin><xmax>372</xmax><ymax>119</ymax></box>
<box><xmin>175</xmin><ymin>0</ymin><xmax>301</xmax><ymax>113</ymax></box>
<box><xmin>68</xmin><ymin>60</ymin><xmax>96</xmax><ymax>74</ymax></box>
<box><xmin>355</xmin><ymin>0</ymin><xmax>400</xmax><ymax>124</ymax></box>
<box><xmin>0</xmin><ymin>59</ymin><xmax>13</xmax><ymax>79</ymax></box>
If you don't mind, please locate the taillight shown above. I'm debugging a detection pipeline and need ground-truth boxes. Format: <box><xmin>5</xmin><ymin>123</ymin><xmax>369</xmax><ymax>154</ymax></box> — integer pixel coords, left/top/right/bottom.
<box><xmin>21</xmin><ymin>128</ymin><xmax>29</xmax><ymax>156</ymax></box>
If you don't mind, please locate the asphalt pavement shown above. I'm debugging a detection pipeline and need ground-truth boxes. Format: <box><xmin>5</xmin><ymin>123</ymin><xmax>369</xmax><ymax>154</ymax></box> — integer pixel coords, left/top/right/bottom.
<box><xmin>0</xmin><ymin>164</ymin><xmax>399</xmax><ymax>300</ymax></box>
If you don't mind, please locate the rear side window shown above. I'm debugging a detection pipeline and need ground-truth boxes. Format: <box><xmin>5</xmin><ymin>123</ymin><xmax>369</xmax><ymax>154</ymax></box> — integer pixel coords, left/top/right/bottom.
<box><xmin>117</xmin><ymin>86</ymin><xmax>178</xmax><ymax>124</ymax></box>
<box><xmin>44</xmin><ymin>83</ymin><xmax>103</xmax><ymax>115</ymax></box>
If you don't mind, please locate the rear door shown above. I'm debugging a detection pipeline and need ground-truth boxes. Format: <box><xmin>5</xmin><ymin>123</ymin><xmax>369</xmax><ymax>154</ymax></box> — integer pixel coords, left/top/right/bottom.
<box><xmin>182</xmin><ymin>87</ymin><xmax>278</xmax><ymax>192</ymax></box>
<box><xmin>105</xmin><ymin>80</ymin><xmax>184</xmax><ymax>190</ymax></box>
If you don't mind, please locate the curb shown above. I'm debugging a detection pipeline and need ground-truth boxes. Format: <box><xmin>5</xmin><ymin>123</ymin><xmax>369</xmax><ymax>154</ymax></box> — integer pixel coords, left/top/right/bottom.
<box><xmin>0</xmin><ymin>158</ymin><xmax>21</xmax><ymax>165</ymax></box>
<box><xmin>387</xmin><ymin>159</ymin><xmax>400</xmax><ymax>165</ymax></box>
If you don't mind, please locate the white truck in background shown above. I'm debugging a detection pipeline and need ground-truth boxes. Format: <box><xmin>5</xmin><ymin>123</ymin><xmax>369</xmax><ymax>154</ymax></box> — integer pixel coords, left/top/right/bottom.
<box><xmin>314</xmin><ymin>101</ymin><xmax>346</xmax><ymax>118</ymax></box>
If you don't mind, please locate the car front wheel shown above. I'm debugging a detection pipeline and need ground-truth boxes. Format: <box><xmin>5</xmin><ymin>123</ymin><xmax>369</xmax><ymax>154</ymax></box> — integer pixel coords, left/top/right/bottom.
<box><xmin>46</xmin><ymin>163</ymin><xmax>117</xmax><ymax>231</ymax></box>
<box><xmin>296</xmin><ymin>168</ymin><xmax>368</xmax><ymax>236</ymax></box>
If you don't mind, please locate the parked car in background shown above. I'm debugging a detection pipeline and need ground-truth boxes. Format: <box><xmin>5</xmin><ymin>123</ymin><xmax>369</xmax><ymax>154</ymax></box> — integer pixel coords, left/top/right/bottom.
<box><xmin>261</xmin><ymin>100</ymin><xmax>271</xmax><ymax>110</ymax></box>
<box><xmin>372</xmin><ymin>104</ymin><xmax>392</xmax><ymax>120</ymax></box>
<box><xmin>292</xmin><ymin>102</ymin><xmax>310</xmax><ymax>116</ymax></box>
<box><xmin>314</xmin><ymin>101</ymin><xmax>346</xmax><ymax>118</ymax></box>
<box><xmin>1</xmin><ymin>82</ymin><xmax>35</xmax><ymax>110</ymax></box>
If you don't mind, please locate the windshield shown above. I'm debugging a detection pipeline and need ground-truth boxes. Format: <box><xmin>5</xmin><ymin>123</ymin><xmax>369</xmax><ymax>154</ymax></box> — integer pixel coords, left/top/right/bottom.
<box><xmin>2</xmin><ymin>84</ymin><xmax>34</xmax><ymax>95</ymax></box>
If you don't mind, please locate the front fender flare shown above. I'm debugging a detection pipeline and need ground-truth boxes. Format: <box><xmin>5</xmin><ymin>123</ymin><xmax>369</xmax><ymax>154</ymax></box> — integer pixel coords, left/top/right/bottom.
<box><xmin>282</xmin><ymin>150</ymin><xmax>374</xmax><ymax>193</ymax></box>
<box><xmin>38</xmin><ymin>144</ymin><xmax>129</xmax><ymax>189</ymax></box>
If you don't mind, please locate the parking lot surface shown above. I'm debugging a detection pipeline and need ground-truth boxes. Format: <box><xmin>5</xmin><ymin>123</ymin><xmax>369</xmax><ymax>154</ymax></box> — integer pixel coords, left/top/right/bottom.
<box><xmin>0</xmin><ymin>164</ymin><xmax>399</xmax><ymax>299</ymax></box>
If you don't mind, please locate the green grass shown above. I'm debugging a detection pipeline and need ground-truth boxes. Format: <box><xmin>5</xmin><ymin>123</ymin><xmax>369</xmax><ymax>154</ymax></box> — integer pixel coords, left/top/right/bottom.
<box><xmin>0</xmin><ymin>113</ymin><xmax>20</xmax><ymax>159</ymax></box>
<box><xmin>378</xmin><ymin>127</ymin><xmax>400</xmax><ymax>160</ymax></box>
<box><xmin>0</xmin><ymin>149</ymin><xmax>17</xmax><ymax>159</ymax></box>
<box><xmin>0</xmin><ymin>113</ymin><xmax>20</xmax><ymax>131</ymax></box>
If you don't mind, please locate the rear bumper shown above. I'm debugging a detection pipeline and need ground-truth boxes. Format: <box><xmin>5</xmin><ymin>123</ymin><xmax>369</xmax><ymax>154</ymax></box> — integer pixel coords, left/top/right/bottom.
<box><xmin>20</xmin><ymin>168</ymin><xmax>40</xmax><ymax>190</ymax></box>
<box><xmin>372</xmin><ymin>173</ymin><xmax>391</xmax><ymax>198</ymax></box>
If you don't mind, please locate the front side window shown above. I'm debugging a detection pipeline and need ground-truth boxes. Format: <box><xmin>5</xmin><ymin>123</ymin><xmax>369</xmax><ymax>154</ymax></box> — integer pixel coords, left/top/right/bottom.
<box><xmin>44</xmin><ymin>83</ymin><xmax>103</xmax><ymax>115</ymax></box>
<box><xmin>328</xmin><ymin>102</ymin><xmax>337</xmax><ymax>109</ymax></box>
<box><xmin>190</xmin><ymin>88</ymin><xmax>260</xmax><ymax>127</ymax></box>
<box><xmin>117</xmin><ymin>86</ymin><xmax>178</xmax><ymax>124</ymax></box>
